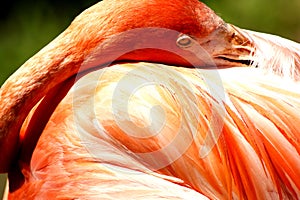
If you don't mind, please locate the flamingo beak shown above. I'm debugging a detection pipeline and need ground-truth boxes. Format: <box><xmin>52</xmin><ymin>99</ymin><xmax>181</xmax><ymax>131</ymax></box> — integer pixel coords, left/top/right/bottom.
<box><xmin>214</xmin><ymin>24</ymin><xmax>256</xmax><ymax>67</ymax></box>
<box><xmin>194</xmin><ymin>23</ymin><xmax>256</xmax><ymax>68</ymax></box>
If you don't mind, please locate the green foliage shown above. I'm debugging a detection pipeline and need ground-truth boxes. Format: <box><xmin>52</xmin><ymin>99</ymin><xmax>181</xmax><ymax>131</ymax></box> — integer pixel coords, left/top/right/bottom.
<box><xmin>0</xmin><ymin>1</ymin><xmax>99</xmax><ymax>84</ymax></box>
<box><xmin>0</xmin><ymin>2</ymin><xmax>66</xmax><ymax>83</ymax></box>
<box><xmin>203</xmin><ymin>0</ymin><xmax>300</xmax><ymax>41</ymax></box>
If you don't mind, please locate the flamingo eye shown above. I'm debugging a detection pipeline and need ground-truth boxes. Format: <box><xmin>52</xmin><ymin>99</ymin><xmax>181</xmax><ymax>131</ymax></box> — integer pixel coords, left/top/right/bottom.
<box><xmin>176</xmin><ymin>34</ymin><xmax>193</xmax><ymax>48</ymax></box>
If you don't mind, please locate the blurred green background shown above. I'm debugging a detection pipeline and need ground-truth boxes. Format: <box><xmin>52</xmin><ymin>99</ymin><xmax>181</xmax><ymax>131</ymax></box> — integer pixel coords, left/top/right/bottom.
<box><xmin>0</xmin><ymin>0</ymin><xmax>299</xmax><ymax>198</ymax></box>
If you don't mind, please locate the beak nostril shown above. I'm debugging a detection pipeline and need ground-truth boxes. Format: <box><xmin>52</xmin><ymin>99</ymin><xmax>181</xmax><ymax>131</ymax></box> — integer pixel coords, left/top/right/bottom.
<box><xmin>231</xmin><ymin>33</ymin><xmax>236</xmax><ymax>39</ymax></box>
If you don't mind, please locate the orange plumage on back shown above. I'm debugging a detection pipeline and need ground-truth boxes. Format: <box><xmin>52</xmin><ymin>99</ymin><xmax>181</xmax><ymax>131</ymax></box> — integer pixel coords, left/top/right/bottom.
<box><xmin>8</xmin><ymin>64</ymin><xmax>300</xmax><ymax>199</ymax></box>
<box><xmin>1</xmin><ymin>0</ymin><xmax>300</xmax><ymax>199</ymax></box>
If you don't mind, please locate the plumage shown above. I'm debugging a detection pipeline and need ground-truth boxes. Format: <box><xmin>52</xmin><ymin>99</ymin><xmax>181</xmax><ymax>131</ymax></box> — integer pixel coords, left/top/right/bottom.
<box><xmin>7</xmin><ymin>63</ymin><xmax>300</xmax><ymax>199</ymax></box>
<box><xmin>245</xmin><ymin>30</ymin><xmax>300</xmax><ymax>80</ymax></box>
<box><xmin>1</xmin><ymin>0</ymin><xmax>300</xmax><ymax>199</ymax></box>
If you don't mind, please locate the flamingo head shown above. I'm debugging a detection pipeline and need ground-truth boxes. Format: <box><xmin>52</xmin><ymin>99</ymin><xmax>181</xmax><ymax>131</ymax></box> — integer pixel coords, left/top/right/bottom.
<box><xmin>71</xmin><ymin>0</ymin><xmax>255</xmax><ymax>69</ymax></box>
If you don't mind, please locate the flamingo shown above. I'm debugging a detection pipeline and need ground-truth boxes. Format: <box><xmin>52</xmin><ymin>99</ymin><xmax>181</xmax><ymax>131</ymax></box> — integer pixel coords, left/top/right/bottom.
<box><xmin>1</xmin><ymin>0</ymin><xmax>300</xmax><ymax>199</ymax></box>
